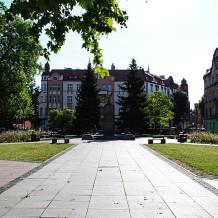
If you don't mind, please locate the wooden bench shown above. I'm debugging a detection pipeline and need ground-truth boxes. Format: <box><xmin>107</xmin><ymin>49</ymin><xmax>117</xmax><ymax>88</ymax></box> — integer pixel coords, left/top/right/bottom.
<box><xmin>148</xmin><ymin>135</ymin><xmax>166</xmax><ymax>144</ymax></box>
<box><xmin>177</xmin><ymin>133</ymin><xmax>187</xmax><ymax>143</ymax></box>
<box><xmin>50</xmin><ymin>133</ymin><xmax>69</xmax><ymax>144</ymax></box>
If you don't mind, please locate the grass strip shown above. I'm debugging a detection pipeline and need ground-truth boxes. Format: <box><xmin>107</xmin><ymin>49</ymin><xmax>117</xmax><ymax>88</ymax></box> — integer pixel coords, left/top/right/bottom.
<box><xmin>146</xmin><ymin>143</ymin><xmax>218</xmax><ymax>178</ymax></box>
<box><xmin>0</xmin><ymin>142</ymin><xmax>73</xmax><ymax>162</ymax></box>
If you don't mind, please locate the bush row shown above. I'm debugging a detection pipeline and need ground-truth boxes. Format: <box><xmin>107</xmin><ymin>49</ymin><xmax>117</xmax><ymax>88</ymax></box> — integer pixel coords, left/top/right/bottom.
<box><xmin>188</xmin><ymin>131</ymin><xmax>218</xmax><ymax>144</ymax></box>
<box><xmin>0</xmin><ymin>130</ymin><xmax>47</xmax><ymax>143</ymax></box>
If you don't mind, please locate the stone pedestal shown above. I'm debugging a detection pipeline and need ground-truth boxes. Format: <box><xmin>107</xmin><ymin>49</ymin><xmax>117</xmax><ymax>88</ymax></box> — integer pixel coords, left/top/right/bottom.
<box><xmin>103</xmin><ymin>103</ymin><xmax>115</xmax><ymax>136</ymax></box>
<box><xmin>82</xmin><ymin>134</ymin><xmax>93</xmax><ymax>140</ymax></box>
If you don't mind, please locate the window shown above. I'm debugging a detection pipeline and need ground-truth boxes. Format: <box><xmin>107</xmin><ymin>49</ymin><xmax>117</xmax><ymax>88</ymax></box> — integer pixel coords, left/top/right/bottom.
<box><xmin>96</xmin><ymin>74</ymin><xmax>101</xmax><ymax>80</ymax></box>
<box><xmin>53</xmin><ymin>84</ymin><xmax>57</xmax><ymax>91</ymax></box>
<box><xmin>77</xmin><ymin>84</ymin><xmax>80</xmax><ymax>90</ymax></box>
<box><xmin>40</xmin><ymin>96</ymin><xmax>43</xmax><ymax>103</ymax></box>
<box><xmin>49</xmin><ymin>96</ymin><xmax>52</xmax><ymax>102</ymax></box>
<box><xmin>118</xmin><ymin>84</ymin><xmax>124</xmax><ymax>94</ymax></box>
<box><xmin>45</xmin><ymin>108</ymin><xmax>48</xmax><ymax>116</ymax></box>
<box><xmin>39</xmin><ymin>108</ymin><xmax>43</xmax><ymax>116</ymax></box>
<box><xmin>108</xmin><ymin>84</ymin><xmax>112</xmax><ymax>92</ymax></box>
<box><xmin>150</xmin><ymin>84</ymin><xmax>153</xmax><ymax>92</ymax></box>
<box><xmin>67</xmin><ymin>96</ymin><xmax>73</xmax><ymax>103</ymax></box>
<box><xmin>102</xmin><ymin>84</ymin><xmax>106</xmax><ymax>91</ymax></box>
<box><xmin>155</xmin><ymin>85</ymin><xmax>159</xmax><ymax>91</ymax></box>
<box><xmin>58</xmin><ymin>84</ymin><xmax>61</xmax><ymax>91</ymax></box>
<box><xmin>42</xmin><ymin>84</ymin><xmax>47</xmax><ymax>91</ymax></box>
<box><xmin>57</xmin><ymin>96</ymin><xmax>60</xmax><ymax>103</ymax></box>
<box><xmin>53</xmin><ymin>96</ymin><xmax>56</xmax><ymax>102</ymax></box>
<box><xmin>67</xmin><ymin>84</ymin><xmax>73</xmax><ymax>91</ymax></box>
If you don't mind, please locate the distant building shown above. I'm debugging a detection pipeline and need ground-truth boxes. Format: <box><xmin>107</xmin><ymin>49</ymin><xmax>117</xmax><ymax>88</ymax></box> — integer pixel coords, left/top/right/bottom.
<box><xmin>39</xmin><ymin>63</ymin><xmax>189</xmax><ymax>130</ymax></box>
<box><xmin>194</xmin><ymin>103</ymin><xmax>203</xmax><ymax>129</ymax></box>
<box><xmin>203</xmin><ymin>48</ymin><xmax>218</xmax><ymax>132</ymax></box>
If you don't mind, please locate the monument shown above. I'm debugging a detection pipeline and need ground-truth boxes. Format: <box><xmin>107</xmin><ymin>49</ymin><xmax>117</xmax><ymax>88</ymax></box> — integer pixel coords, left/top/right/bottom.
<box><xmin>103</xmin><ymin>102</ymin><xmax>115</xmax><ymax>137</ymax></box>
<box><xmin>97</xmin><ymin>92</ymin><xmax>135</xmax><ymax>140</ymax></box>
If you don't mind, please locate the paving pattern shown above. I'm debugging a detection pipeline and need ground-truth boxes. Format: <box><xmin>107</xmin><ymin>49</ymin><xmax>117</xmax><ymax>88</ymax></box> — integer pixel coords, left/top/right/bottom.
<box><xmin>0</xmin><ymin>138</ymin><xmax>218</xmax><ymax>217</ymax></box>
<box><xmin>0</xmin><ymin>160</ymin><xmax>39</xmax><ymax>188</ymax></box>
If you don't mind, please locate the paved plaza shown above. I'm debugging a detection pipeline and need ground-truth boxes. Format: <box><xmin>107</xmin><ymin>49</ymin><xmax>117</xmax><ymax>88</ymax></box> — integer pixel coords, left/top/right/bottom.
<box><xmin>0</xmin><ymin>138</ymin><xmax>218</xmax><ymax>217</ymax></box>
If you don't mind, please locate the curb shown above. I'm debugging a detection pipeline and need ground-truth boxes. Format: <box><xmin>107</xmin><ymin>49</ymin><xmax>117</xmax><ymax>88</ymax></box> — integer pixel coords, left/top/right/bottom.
<box><xmin>0</xmin><ymin>144</ymin><xmax>77</xmax><ymax>194</ymax></box>
<box><xmin>142</xmin><ymin>144</ymin><xmax>218</xmax><ymax>197</ymax></box>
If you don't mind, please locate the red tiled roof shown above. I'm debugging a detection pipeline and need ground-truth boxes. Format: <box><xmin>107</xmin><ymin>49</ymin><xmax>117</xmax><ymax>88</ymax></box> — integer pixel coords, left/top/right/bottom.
<box><xmin>42</xmin><ymin>68</ymin><xmax>179</xmax><ymax>88</ymax></box>
<box><xmin>109</xmin><ymin>69</ymin><xmax>145</xmax><ymax>81</ymax></box>
<box><xmin>42</xmin><ymin>69</ymin><xmax>87</xmax><ymax>81</ymax></box>
<box><xmin>42</xmin><ymin>69</ymin><xmax>146</xmax><ymax>82</ymax></box>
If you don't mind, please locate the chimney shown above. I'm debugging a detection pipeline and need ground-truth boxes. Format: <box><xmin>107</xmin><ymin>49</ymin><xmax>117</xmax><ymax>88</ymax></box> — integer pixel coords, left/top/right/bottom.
<box><xmin>111</xmin><ymin>63</ymin><xmax>115</xmax><ymax>70</ymax></box>
<box><xmin>45</xmin><ymin>62</ymin><xmax>50</xmax><ymax>73</ymax></box>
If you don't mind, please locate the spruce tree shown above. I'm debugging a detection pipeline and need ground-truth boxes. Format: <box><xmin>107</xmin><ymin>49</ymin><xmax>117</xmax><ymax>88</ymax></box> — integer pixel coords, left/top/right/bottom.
<box><xmin>74</xmin><ymin>62</ymin><xmax>101</xmax><ymax>135</ymax></box>
<box><xmin>117</xmin><ymin>59</ymin><xmax>146</xmax><ymax>133</ymax></box>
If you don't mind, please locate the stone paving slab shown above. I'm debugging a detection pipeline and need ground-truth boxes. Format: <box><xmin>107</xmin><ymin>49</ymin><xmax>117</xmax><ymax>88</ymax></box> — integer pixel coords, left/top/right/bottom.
<box><xmin>0</xmin><ymin>138</ymin><xmax>218</xmax><ymax>218</ymax></box>
<box><xmin>0</xmin><ymin>160</ymin><xmax>40</xmax><ymax>189</ymax></box>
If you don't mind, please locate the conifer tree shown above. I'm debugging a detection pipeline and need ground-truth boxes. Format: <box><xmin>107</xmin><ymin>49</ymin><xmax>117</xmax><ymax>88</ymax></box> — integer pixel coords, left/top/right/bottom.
<box><xmin>74</xmin><ymin>62</ymin><xmax>101</xmax><ymax>135</ymax></box>
<box><xmin>117</xmin><ymin>59</ymin><xmax>146</xmax><ymax>133</ymax></box>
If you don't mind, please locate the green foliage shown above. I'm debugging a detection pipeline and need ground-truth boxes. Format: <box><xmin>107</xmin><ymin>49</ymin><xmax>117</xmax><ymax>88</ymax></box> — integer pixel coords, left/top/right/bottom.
<box><xmin>117</xmin><ymin>59</ymin><xmax>146</xmax><ymax>133</ymax></box>
<box><xmin>48</xmin><ymin>107</ymin><xmax>75</xmax><ymax>133</ymax></box>
<box><xmin>145</xmin><ymin>91</ymin><xmax>174</xmax><ymax>129</ymax></box>
<box><xmin>74</xmin><ymin>62</ymin><xmax>101</xmax><ymax>135</ymax></box>
<box><xmin>0</xmin><ymin>142</ymin><xmax>72</xmax><ymax>162</ymax></box>
<box><xmin>188</xmin><ymin>131</ymin><xmax>218</xmax><ymax>144</ymax></box>
<box><xmin>198</xmin><ymin>96</ymin><xmax>205</xmax><ymax>118</ymax></box>
<box><xmin>173</xmin><ymin>90</ymin><xmax>189</xmax><ymax>126</ymax></box>
<box><xmin>147</xmin><ymin>143</ymin><xmax>218</xmax><ymax>177</ymax></box>
<box><xmin>0</xmin><ymin>130</ymin><xmax>31</xmax><ymax>143</ymax></box>
<box><xmin>28</xmin><ymin>84</ymin><xmax>41</xmax><ymax>129</ymax></box>
<box><xmin>0</xmin><ymin>130</ymin><xmax>48</xmax><ymax>143</ymax></box>
<box><xmin>0</xmin><ymin>2</ymin><xmax>43</xmax><ymax>128</ymax></box>
<box><xmin>7</xmin><ymin>0</ymin><xmax>128</xmax><ymax>74</ymax></box>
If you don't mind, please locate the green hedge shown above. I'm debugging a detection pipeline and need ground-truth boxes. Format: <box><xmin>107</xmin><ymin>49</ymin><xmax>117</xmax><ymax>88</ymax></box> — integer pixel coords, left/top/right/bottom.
<box><xmin>0</xmin><ymin>130</ymin><xmax>48</xmax><ymax>143</ymax></box>
<box><xmin>188</xmin><ymin>131</ymin><xmax>218</xmax><ymax>144</ymax></box>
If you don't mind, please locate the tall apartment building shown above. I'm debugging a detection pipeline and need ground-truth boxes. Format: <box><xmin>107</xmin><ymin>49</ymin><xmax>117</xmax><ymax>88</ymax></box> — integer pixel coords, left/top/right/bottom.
<box><xmin>39</xmin><ymin>62</ymin><xmax>189</xmax><ymax>130</ymax></box>
<box><xmin>203</xmin><ymin>48</ymin><xmax>218</xmax><ymax>132</ymax></box>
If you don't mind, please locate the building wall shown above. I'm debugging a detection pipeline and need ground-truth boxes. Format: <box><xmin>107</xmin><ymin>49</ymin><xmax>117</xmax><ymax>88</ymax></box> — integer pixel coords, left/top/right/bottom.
<box><xmin>205</xmin><ymin>119</ymin><xmax>218</xmax><ymax>132</ymax></box>
<box><xmin>203</xmin><ymin>47</ymin><xmax>218</xmax><ymax>132</ymax></box>
<box><xmin>39</xmin><ymin>64</ymin><xmax>188</xmax><ymax>130</ymax></box>
<box><xmin>63</xmin><ymin>81</ymin><xmax>81</xmax><ymax>110</ymax></box>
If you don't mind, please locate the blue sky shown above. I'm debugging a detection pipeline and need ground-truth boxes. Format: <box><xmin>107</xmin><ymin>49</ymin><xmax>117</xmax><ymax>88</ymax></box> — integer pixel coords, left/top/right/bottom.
<box><xmin>4</xmin><ymin>0</ymin><xmax>218</xmax><ymax>108</ymax></box>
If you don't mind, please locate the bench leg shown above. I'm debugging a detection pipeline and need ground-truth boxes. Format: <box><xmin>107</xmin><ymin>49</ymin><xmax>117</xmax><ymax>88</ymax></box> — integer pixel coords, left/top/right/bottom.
<box><xmin>64</xmin><ymin>138</ymin><xmax>69</xmax><ymax>143</ymax></box>
<box><xmin>52</xmin><ymin>138</ymin><xmax>57</xmax><ymax>144</ymax></box>
<box><xmin>148</xmin><ymin>139</ymin><xmax>153</xmax><ymax>144</ymax></box>
<box><xmin>161</xmin><ymin>139</ymin><xmax>166</xmax><ymax>144</ymax></box>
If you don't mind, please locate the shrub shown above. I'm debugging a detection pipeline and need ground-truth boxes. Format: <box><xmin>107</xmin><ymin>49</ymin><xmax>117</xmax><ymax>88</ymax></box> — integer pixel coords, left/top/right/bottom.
<box><xmin>0</xmin><ymin>130</ymin><xmax>49</xmax><ymax>143</ymax></box>
<box><xmin>188</xmin><ymin>131</ymin><xmax>218</xmax><ymax>144</ymax></box>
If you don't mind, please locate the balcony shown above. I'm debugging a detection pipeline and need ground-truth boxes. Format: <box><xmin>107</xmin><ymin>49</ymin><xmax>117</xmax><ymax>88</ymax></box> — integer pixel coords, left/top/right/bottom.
<box><xmin>99</xmin><ymin>90</ymin><xmax>107</xmax><ymax>95</ymax></box>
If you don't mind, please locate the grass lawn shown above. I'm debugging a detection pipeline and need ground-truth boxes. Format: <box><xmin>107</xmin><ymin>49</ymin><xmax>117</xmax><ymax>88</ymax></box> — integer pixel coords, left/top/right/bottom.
<box><xmin>146</xmin><ymin>143</ymin><xmax>218</xmax><ymax>178</ymax></box>
<box><xmin>0</xmin><ymin>142</ymin><xmax>73</xmax><ymax>162</ymax></box>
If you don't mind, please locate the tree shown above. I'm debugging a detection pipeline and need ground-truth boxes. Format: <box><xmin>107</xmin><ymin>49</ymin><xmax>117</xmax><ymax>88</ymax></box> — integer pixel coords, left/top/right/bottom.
<box><xmin>74</xmin><ymin>62</ymin><xmax>101</xmax><ymax>135</ymax></box>
<box><xmin>28</xmin><ymin>83</ymin><xmax>41</xmax><ymax>129</ymax></box>
<box><xmin>199</xmin><ymin>96</ymin><xmax>205</xmax><ymax>118</ymax></box>
<box><xmin>145</xmin><ymin>91</ymin><xmax>174</xmax><ymax>129</ymax></box>
<box><xmin>48</xmin><ymin>107</ymin><xmax>75</xmax><ymax>133</ymax></box>
<box><xmin>173</xmin><ymin>90</ymin><xmax>189</xmax><ymax>127</ymax></box>
<box><xmin>7</xmin><ymin>0</ymin><xmax>128</xmax><ymax>74</ymax></box>
<box><xmin>0</xmin><ymin>2</ymin><xmax>42</xmax><ymax>128</ymax></box>
<box><xmin>117</xmin><ymin>59</ymin><xmax>146</xmax><ymax>133</ymax></box>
